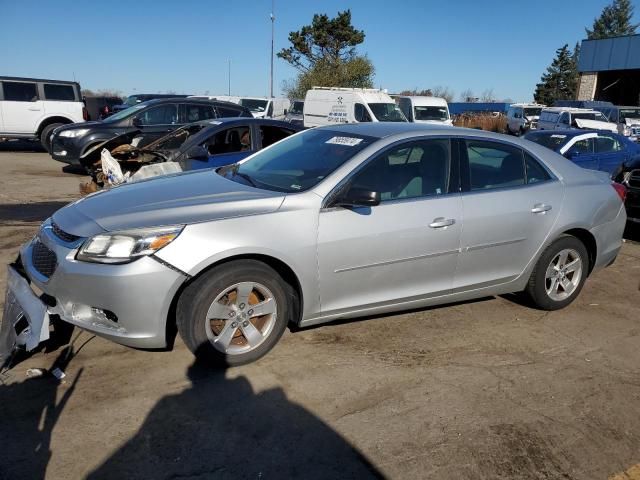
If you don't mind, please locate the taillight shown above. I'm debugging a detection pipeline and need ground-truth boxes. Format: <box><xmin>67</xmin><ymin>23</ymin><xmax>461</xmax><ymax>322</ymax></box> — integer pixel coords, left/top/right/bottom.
<box><xmin>612</xmin><ymin>182</ymin><xmax>627</xmax><ymax>202</ymax></box>
<box><xmin>82</xmin><ymin>107</ymin><xmax>89</xmax><ymax>121</ymax></box>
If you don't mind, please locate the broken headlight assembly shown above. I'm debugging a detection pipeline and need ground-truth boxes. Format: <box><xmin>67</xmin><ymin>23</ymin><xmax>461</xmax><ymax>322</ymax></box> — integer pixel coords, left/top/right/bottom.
<box><xmin>58</xmin><ymin>128</ymin><xmax>90</xmax><ymax>138</ymax></box>
<box><xmin>76</xmin><ymin>226</ymin><xmax>184</xmax><ymax>264</ymax></box>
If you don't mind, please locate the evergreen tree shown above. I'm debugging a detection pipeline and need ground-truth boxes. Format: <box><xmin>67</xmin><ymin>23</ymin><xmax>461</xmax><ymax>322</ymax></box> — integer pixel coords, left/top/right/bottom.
<box><xmin>533</xmin><ymin>45</ymin><xmax>579</xmax><ymax>105</ymax></box>
<box><xmin>278</xmin><ymin>10</ymin><xmax>375</xmax><ymax>99</ymax></box>
<box><xmin>586</xmin><ymin>0</ymin><xmax>638</xmax><ymax>39</ymax></box>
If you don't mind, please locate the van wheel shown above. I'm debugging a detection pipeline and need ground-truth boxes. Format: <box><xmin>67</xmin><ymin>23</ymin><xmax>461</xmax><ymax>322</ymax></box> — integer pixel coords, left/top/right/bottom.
<box><xmin>177</xmin><ymin>260</ymin><xmax>292</xmax><ymax>367</ymax></box>
<box><xmin>40</xmin><ymin>123</ymin><xmax>63</xmax><ymax>152</ymax></box>
<box><xmin>525</xmin><ymin>235</ymin><xmax>588</xmax><ymax>311</ymax></box>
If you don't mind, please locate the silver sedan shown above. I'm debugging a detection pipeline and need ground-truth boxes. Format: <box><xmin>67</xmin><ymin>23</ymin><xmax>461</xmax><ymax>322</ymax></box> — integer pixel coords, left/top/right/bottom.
<box><xmin>1</xmin><ymin>123</ymin><xmax>627</xmax><ymax>366</ymax></box>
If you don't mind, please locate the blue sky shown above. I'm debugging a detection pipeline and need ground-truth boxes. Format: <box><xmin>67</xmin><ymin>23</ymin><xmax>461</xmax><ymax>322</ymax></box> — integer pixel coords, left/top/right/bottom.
<box><xmin>1</xmin><ymin>0</ymin><xmax>635</xmax><ymax>101</ymax></box>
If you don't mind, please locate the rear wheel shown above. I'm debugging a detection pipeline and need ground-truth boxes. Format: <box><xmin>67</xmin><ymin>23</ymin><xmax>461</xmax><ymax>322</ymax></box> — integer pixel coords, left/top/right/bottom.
<box><xmin>177</xmin><ymin>260</ymin><xmax>291</xmax><ymax>366</ymax></box>
<box><xmin>40</xmin><ymin>123</ymin><xmax>64</xmax><ymax>152</ymax></box>
<box><xmin>525</xmin><ymin>236</ymin><xmax>588</xmax><ymax>310</ymax></box>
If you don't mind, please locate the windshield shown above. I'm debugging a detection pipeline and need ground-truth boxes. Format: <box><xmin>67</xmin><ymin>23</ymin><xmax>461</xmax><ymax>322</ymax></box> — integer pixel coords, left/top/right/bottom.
<box><xmin>227</xmin><ymin>129</ymin><xmax>375</xmax><ymax>193</ymax></box>
<box><xmin>413</xmin><ymin>106</ymin><xmax>449</xmax><ymax>121</ymax></box>
<box><xmin>124</xmin><ymin>95</ymin><xmax>141</xmax><ymax>106</ymax></box>
<box><xmin>239</xmin><ymin>99</ymin><xmax>268</xmax><ymax>113</ymax></box>
<box><xmin>524</xmin><ymin>107</ymin><xmax>542</xmax><ymax>117</ymax></box>
<box><xmin>368</xmin><ymin>103</ymin><xmax>407</xmax><ymax>122</ymax></box>
<box><xmin>573</xmin><ymin>112</ymin><xmax>608</xmax><ymax>122</ymax></box>
<box><xmin>290</xmin><ymin>101</ymin><xmax>304</xmax><ymax>115</ymax></box>
<box><xmin>145</xmin><ymin>123</ymin><xmax>209</xmax><ymax>151</ymax></box>
<box><xmin>620</xmin><ymin>108</ymin><xmax>640</xmax><ymax>122</ymax></box>
<box><xmin>525</xmin><ymin>133</ymin><xmax>567</xmax><ymax>150</ymax></box>
<box><xmin>102</xmin><ymin>104</ymin><xmax>146</xmax><ymax>122</ymax></box>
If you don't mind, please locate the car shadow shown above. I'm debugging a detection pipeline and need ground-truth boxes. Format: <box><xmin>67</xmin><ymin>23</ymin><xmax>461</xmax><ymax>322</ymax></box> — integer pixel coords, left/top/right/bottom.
<box><xmin>0</xmin><ymin>140</ymin><xmax>45</xmax><ymax>152</ymax></box>
<box><xmin>0</xmin><ymin>336</ymin><xmax>86</xmax><ymax>479</ymax></box>
<box><xmin>624</xmin><ymin>221</ymin><xmax>640</xmax><ymax>243</ymax></box>
<box><xmin>87</xmin><ymin>348</ymin><xmax>383</xmax><ymax>479</ymax></box>
<box><xmin>0</xmin><ymin>201</ymin><xmax>70</xmax><ymax>226</ymax></box>
<box><xmin>61</xmin><ymin>165</ymin><xmax>88</xmax><ymax>176</ymax></box>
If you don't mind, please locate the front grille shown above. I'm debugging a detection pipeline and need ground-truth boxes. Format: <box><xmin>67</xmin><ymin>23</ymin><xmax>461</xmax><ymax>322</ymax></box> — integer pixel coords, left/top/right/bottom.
<box><xmin>628</xmin><ymin>169</ymin><xmax>640</xmax><ymax>189</ymax></box>
<box><xmin>52</xmin><ymin>222</ymin><xmax>81</xmax><ymax>243</ymax></box>
<box><xmin>32</xmin><ymin>241</ymin><xmax>57</xmax><ymax>278</ymax></box>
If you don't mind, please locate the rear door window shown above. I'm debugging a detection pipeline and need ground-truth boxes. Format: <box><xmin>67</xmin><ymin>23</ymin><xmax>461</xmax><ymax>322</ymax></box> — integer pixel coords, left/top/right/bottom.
<box><xmin>182</xmin><ymin>104</ymin><xmax>215</xmax><ymax>123</ymax></box>
<box><xmin>2</xmin><ymin>81</ymin><xmax>38</xmax><ymax>101</ymax></box>
<box><xmin>524</xmin><ymin>153</ymin><xmax>551</xmax><ymax>184</ymax></box>
<box><xmin>595</xmin><ymin>135</ymin><xmax>622</xmax><ymax>153</ymax></box>
<box><xmin>205</xmin><ymin>126</ymin><xmax>251</xmax><ymax>155</ymax></box>
<box><xmin>566</xmin><ymin>138</ymin><xmax>594</xmax><ymax>156</ymax></box>
<box><xmin>43</xmin><ymin>84</ymin><xmax>76</xmax><ymax>101</ymax></box>
<box><xmin>216</xmin><ymin>106</ymin><xmax>243</xmax><ymax>118</ymax></box>
<box><xmin>464</xmin><ymin>140</ymin><xmax>525</xmax><ymax>190</ymax></box>
<box><xmin>136</xmin><ymin>104</ymin><xmax>178</xmax><ymax>125</ymax></box>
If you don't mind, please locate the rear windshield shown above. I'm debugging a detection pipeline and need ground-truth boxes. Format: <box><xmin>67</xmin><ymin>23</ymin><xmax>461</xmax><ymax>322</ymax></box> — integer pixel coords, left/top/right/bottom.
<box><xmin>239</xmin><ymin>99</ymin><xmax>268</xmax><ymax>113</ymax></box>
<box><xmin>525</xmin><ymin>133</ymin><xmax>567</xmax><ymax>150</ymax></box>
<box><xmin>225</xmin><ymin>128</ymin><xmax>376</xmax><ymax>193</ymax></box>
<box><xmin>289</xmin><ymin>101</ymin><xmax>304</xmax><ymax>114</ymax></box>
<box><xmin>368</xmin><ymin>103</ymin><xmax>407</xmax><ymax>122</ymax></box>
<box><xmin>619</xmin><ymin>108</ymin><xmax>640</xmax><ymax>122</ymax></box>
<box><xmin>524</xmin><ymin>107</ymin><xmax>542</xmax><ymax>117</ymax></box>
<box><xmin>413</xmin><ymin>106</ymin><xmax>449</xmax><ymax>121</ymax></box>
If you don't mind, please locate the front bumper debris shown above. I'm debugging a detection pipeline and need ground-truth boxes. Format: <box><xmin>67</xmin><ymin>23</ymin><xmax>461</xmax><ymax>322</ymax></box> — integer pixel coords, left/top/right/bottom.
<box><xmin>0</xmin><ymin>265</ymin><xmax>50</xmax><ymax>368</ymax></box>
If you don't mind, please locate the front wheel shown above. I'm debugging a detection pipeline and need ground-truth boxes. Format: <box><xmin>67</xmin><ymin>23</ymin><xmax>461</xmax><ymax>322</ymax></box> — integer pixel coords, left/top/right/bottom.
<box><xmin>177</xmin><ymin>260</ymin><xmax>292</xmax><ymax>366</ymax></box>
<box><xmin>40</xmin><ymin>123</ymin><xmax>64</xmax><ymax>152</ymax></box>
<box><xmin>525</xmin><ymin>236</ymin><xmax>588</xmax><ymax>310</ymax></box>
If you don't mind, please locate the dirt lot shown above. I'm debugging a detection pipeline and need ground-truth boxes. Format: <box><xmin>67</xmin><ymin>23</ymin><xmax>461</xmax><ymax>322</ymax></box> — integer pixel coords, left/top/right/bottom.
<box><xmin>0</xmin><ymin>145</ymin><xmax>639</xmax><ymax>479</ymax></box>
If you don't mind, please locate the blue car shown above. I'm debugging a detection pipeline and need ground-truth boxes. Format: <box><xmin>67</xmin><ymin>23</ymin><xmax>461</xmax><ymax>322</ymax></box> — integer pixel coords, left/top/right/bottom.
<box><xmin>524</xmin><ymin>129</ymin><xmax>640</xmax><ymax>176</ymax></box>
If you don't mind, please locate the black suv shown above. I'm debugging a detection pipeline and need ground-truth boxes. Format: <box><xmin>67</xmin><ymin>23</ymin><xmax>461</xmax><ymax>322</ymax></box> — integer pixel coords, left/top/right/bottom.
<box><xmin>50</xmin><ymin>98</ymin><xmax>251</xmax><ymax>167</ymax></box>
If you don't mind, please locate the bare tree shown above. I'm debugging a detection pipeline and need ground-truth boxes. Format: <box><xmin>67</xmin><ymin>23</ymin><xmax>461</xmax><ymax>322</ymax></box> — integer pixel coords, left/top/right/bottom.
<box><xmin>481</xmin><ymin>88</ymin><xmax>496</xmax><ymax>102</ymax></box>
<box><xmin>459</xmin><ymin>88</ymin><xmax>474</xmax><ymax>102</ymax></box>
<box><xmin>430</xmin><ymin>86</ymin><xmax>455</xmax><ymax>102</ymax></box>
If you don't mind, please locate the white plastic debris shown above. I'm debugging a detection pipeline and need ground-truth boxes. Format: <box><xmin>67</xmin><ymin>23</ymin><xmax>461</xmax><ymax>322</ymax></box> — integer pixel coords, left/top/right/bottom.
<box><xmin>101</xmin><ymin>148</ymin><xmax>130</xmax><ymax>186</ymax></box>
<box><xmin>129</xmin><ymin>162</ymin><xmax>183</xmax><ymax>182</ymax></box>
<box><xmin>26</xmin><ymin>368</ymin><xmax>47</xmax><ymax>378</ymax></box>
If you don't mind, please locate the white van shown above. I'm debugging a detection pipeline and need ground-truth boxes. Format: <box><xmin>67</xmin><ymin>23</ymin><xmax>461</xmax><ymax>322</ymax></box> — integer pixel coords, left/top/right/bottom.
<box><xmin>0</xmin><ymin>76</ymin><xmax>86</xmax><ymax>150</ymax></box>
<box><xmin>395</xmin><ymin>96</ymin><xmax>452</xmax><ymax>125</ymax></box>
<box><xmin>537</xmin><ymin>107</ymin><xmax>617</xmax><ymax>132</ymax></box>
<box><xmin>506</xmin><ymin>103</ymin><xmax>545</xmax><ymax>135</ymax></box>
<box><xmin>304</xmin><ymin>87</ymin><xmax>407</xmax><ymax>128</ymax></box>
<box><xmin>237</xmin><ymin>97</ymin><xmax>290</xmax><ymax>120</ymax></box>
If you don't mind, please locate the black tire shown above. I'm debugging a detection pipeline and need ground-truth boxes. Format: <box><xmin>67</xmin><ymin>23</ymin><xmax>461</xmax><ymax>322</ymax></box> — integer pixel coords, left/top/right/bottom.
<box><xmin>40</xmin><ymin>123</ymin><xmax>64</xmax><ymax>152</ymax></box>
<box><xmin>525</xmin><ymin>235</ymin><xmax>589</xmax><ymax>311</ymax></box>
<box><xmin>177</xmin><ymin>260</ymin><xmax>293</xmax><ymax>367</ymax></box>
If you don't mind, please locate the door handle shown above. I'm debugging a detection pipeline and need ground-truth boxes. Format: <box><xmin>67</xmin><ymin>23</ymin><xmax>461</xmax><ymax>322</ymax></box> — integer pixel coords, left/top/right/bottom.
<box><xmin>531</xmin><ymin>203</ymin><xmax>552</xmax><ymax>214</ymax></box>
<box><xmin>429</xmin><ymin>217</ymin><xmax>455</xmax><ymax>228</ymax></box>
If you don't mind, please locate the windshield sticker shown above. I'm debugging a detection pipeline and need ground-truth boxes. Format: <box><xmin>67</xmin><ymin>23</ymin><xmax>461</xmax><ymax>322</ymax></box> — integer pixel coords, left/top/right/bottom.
<box><xmin>550</xmin><ymin>135</ymin><xmax>566</xmax><ymax>138</ymax></box>
<box><xmin>326</xmin><ymin>136</ymin><xmax>363</xmax><ymax>146</ymax></box>
<box><xmin>290</xmin><ymin>184</ymin><xmax>302</xmax><ymax>190</ymax></box>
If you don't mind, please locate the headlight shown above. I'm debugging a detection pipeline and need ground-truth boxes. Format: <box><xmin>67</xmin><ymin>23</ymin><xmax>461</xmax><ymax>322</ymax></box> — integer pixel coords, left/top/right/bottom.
<box><xmin>76</xmin><ymin>226</ymin><xmax>183</xmax><ymax>264</ymax></box>
<box><xmin>59</xmin><ymin>129</ymin><xmax>90</xmax><ymax>138</ymax></box>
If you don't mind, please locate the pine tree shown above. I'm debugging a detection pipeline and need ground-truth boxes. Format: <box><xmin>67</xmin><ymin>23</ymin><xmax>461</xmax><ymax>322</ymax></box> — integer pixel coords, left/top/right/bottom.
<box><xmin>533</xmin><ymin>45</ymin><xmax>579</xmax><ymax>105</ymax></box>
<box><xmin>586</xmin><ymin>0</ymin><xmax>638</xmax><ymax>39</ymax></box>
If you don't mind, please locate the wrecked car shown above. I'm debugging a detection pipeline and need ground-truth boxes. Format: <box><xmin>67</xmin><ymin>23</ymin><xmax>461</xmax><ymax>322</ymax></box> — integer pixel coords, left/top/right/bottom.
<box><xmin>81</xmin><ymin>118</ymin><xmax>302</xmax><ymax>190</ymax></box>
<box><xmin>49</xmin><ymin>98</ymin><xmax>252</xmax><ymax>168</ymax></box>
<box><xmin>0</xmin><ymin>123</ymin><xmax>627</xmax><ymax>367</ymax></box>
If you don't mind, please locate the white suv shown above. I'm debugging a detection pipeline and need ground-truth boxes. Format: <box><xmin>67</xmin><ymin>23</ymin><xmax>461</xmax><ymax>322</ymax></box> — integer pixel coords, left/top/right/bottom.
<box><xmin>0</xmin><ymin>76</ymin><xmax>86</xmax><ymax>151</ymax></box>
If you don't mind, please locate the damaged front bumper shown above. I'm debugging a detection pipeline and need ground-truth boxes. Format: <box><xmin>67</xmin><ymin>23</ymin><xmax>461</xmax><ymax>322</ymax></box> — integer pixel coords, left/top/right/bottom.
<box><xmin>0</xmin><ymin>264</ymin><xmax>50</xmax><ymax>367</ymax></box>
<box><xmin>0</xmin><ymin>221</ymin><xmax>187</xmax><ymax>363</ymax></box>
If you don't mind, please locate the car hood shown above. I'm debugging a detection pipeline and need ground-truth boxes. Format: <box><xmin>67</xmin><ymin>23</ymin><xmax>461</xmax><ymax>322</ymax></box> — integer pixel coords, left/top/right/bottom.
<box><xmin>57</xmin><ymin>121</ymin><xmax>103</xmax><ymax>132</ymax></box>
<box><xmin>574</xmin><ymin>119</ymin><xmax>617</xmax><ymax>132</ymax></box>
<box><xmin>52</xmin><ymin>169</ymin><xmax>286</xmax><ymax>236</ymax></box>
<box><xmin>524</xmin><ymin>115</ymin><xmax>540</xmax><ymax>121</ymax></box>
<box><xmin>624</xmin><ymin>117</ymin><xmax>640</xmax><ymax>126</ymax></box>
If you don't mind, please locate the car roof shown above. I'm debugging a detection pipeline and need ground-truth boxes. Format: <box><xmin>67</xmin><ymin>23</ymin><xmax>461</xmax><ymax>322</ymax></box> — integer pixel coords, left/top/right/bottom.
<box><xmin>139</xmin><ymin>97</ymin><xmax>247</xmax><ymax>109</ymax></box>
<box><xmin>189</xmin><ymin>117</ymin><xmax>301</xmax><ymax>128</ymax></box>
<box><xmin>318</xmin><ymin>122</ymin><xmax>468</xmax><ymax>138</ymax></box>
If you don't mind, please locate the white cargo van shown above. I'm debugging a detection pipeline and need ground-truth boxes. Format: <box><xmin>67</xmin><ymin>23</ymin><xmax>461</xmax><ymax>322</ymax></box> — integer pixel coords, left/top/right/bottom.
<box><xmin>537</xmin><ymin>107</ymin><xmax>617</xmax><ymax>132</ymax></box>
<box><xmin>237</xmin><ymin>97</ymin><xmax>290</xmax><ymax>120</ymax></box>
<box><xmin>506</xmin><ymin>103</ymin><xmax>545</xmax><ymax>135</ymax></box>
<box><xmin>0</xmin><ymin>76</ymin><xmax>86</xmax><ymax>150</ymax></box>
<box><xmin>395</xmin><ymin>96</ymin><xmax>452</xmax><ymax>125</ymax></box>
<box><xmin>304</xmin><ymin>87</ymin><xmax>407</xmax><ymax>128</ymax></box>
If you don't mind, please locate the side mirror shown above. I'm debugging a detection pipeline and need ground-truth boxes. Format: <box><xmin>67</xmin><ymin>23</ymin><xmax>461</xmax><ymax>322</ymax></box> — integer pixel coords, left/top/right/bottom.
<box><xmin>336</xmin><ymin>188</ymin><xmax>381</xmax><ymax>207</ymax></box>
<box><xmin>132</xmin><ymin>117</ymin><xmax>143</xmax><ymax>127</ymax></box>
<box><xmin>185</xmin><ymin>145</ymin><xmax>209</xmax><ymax>161</ymax></box>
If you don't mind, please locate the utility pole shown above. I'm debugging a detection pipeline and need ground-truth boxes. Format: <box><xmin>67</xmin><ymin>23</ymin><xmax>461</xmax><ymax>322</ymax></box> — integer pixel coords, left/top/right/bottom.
<box><xmin>270</xmin><ymin>0</ymin><xmax>275</xmax><ymax>98</ymax></box>
<box><xmin>228</xmin><ymin>59</ymin><xmax>231</xmax><ymax>95</ymax></box>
